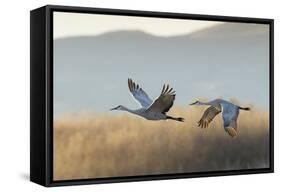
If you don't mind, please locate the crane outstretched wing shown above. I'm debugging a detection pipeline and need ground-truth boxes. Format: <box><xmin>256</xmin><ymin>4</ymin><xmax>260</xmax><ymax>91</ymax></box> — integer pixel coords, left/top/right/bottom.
<box><xmin>128</xmin><ymin>78</ymin><xmax>153</xmax><ymax>108</ymax></box>
<box><xmin>146</xmin><ymin>84</ymin><xmax>176</xmax><ymax>113</ymax></box>
<box><xmin>198</xmin><ymin>105</ymin><xmax>222</xmax><ymax>128</ymax></box>
<box><xmin>222</xmin><ymin>106</ymin><xmax>239</xmax><ymax>137</ymax></box>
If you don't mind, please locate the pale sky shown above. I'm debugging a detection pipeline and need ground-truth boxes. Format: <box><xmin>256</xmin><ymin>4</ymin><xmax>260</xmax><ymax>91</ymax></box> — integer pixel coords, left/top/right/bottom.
<box><xmin>53</xmin><ymin>12</ymin><xmax>222</xmax><ymax>39</ymax></box>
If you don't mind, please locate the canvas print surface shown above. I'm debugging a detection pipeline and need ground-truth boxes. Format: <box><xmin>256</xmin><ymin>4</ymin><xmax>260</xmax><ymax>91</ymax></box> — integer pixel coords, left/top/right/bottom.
<box><xmin>53</xmin><ymin>11</ymin><xmax>270</xmax><ymax>181</ymax></box>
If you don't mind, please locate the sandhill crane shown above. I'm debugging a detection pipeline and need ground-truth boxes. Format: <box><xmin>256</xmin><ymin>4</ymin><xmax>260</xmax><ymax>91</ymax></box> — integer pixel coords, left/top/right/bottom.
<box><xmin>190</xmin><ymin>99</ymin><xmax>250</xmax><ymax>137</ymax></box>
<box><xmin>111</xmin><ymin>78</ymin><xmax>184</xmax><ymax>122</ymax></box>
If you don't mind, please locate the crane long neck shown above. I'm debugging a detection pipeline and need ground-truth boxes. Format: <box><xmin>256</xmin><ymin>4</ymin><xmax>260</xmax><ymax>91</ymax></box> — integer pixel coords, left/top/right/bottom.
<box><xmin>198</xmin><ymin>101</ymin><xmax>212</xmax><ymax>106</ymax></box>
<box><xmin>120</xmin><ymin>106</ymin><xmax>137</xmax><ymax>114</ymax></box>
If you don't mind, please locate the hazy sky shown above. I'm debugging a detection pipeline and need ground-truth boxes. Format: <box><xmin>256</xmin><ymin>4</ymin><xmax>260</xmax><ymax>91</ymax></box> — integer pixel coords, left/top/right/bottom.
<box><xmin>53</xmin><ymin>12</ymin><xmax>222</xmax><ymax>39</ymax></box>
<box><xmin>53</xmin><ymin>12</ymin><xmax>269</xmax><ymax>118</ymax></box>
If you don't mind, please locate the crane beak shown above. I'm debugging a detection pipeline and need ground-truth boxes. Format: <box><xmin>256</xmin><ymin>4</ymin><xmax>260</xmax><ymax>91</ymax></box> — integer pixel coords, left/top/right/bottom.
<box><xmin>189</xmin><ymin>101</ymin><xmax>198</xmax><ymax>105</ymax></box>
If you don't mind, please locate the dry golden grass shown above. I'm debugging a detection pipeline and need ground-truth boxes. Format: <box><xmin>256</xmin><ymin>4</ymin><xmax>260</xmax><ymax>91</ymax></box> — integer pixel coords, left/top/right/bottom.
<box><xmin>53</xmin><ymin>106</ymin><xmax>269</xmax><ymax>181</ymax></box>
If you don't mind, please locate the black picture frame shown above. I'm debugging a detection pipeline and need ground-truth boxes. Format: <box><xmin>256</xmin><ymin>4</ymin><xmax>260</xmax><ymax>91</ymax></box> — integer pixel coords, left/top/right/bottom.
<box><xmin>30</xmin><ymin>5</ymin><xmax>274</xmax><ymax>187</ymax></box>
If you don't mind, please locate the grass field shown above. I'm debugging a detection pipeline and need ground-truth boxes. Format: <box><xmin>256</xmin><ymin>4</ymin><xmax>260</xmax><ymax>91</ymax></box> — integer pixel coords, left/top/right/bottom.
<box><xmin>53</xmin><ymin>106</ymin><xmax>269</xmax><ymax>181</ymax></box>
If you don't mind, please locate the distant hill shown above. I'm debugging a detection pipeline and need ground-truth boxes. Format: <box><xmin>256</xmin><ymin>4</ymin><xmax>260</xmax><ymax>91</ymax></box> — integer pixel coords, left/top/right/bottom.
<box><xmin>54</xmin><ymin>23</ymin><xmax>269</xmax><ymax>116</ymax></box>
